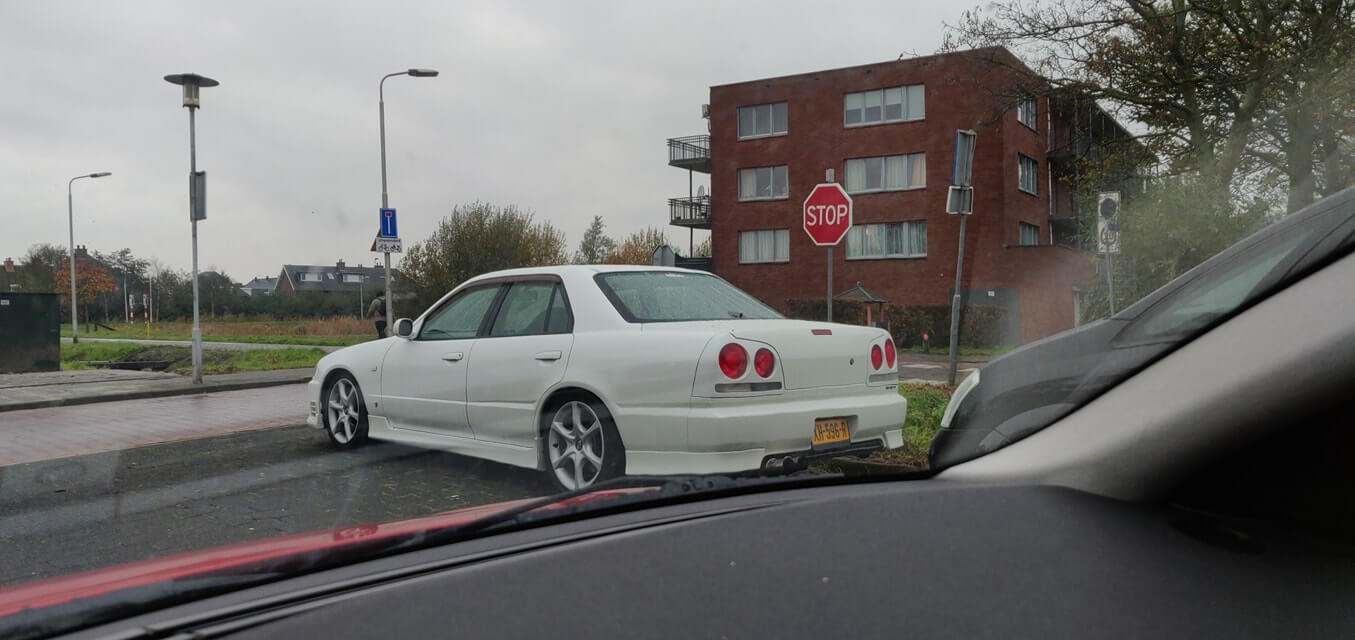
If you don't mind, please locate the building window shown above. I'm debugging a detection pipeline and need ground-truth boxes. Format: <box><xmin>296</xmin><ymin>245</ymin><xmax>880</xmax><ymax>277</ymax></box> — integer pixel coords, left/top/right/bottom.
<box><xmin>300</xmin><ymin>272</ymin><xmax>323</xmax><ymax>282</ymax></box>
<box><xmin>846</xmin><ymin>221</ymin><xmax>927</xmax><ymax>259</ymax></box>
<box><xmin>738</xmin><ymin>165</ymin><xmax>789</xmax><ymax>200</ymax></box>
<box><xmin>1019</xmin><ymin>222</ymin><xmax>1040</xmax><ymax>246</ymax></box>
<box><xmin>343</xmin><ymin>274</ymin><xmax>364</xmax><ymax>283</ymax></box>
<box><xmin>1018</xmin><ymin>154</ymin><xmax>1038</xmax><ymax>194</ymax></box>
<box><xmin>737</xmin><ymin>102</ymin><xmax>788</xmax><ymax>139</ymax></box>
<box><xmin>1018</xmin><ymin>94</ymin><xmax>1037</xmax><ymax>129</ymax></box>
<box><xmin>843</xmin><ymin>85</ymin><xmax>924</xmax><ymax>126</ymax></box>
<box><xmin>844</xmin><ymin>153</ymin><xmax>926</xmax><ymax>193</ymax></box>
<box><xmin>738</xmin><ymin>229</ymin><xmax>790</xmax><ymax>264</ymax></box>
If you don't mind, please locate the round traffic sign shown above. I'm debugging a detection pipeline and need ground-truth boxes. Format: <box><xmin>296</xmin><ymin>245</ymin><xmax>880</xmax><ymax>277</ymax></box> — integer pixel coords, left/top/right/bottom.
<box><xmin>1099</xmin><ymin>197</ymin><xmax>1119</xmax><ymax>219</ymax></box>
<box><xmin>803</xmin><ymin>183</ymin><xmax>853</xmax><ymax>246</ymax></box>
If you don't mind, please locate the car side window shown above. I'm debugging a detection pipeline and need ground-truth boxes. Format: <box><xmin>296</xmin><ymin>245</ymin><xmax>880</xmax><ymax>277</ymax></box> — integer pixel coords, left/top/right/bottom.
<box><xmin>418</xmin><ymin>286</ymin><xmax>500</xmax><ymax>340</ymax></box>
<box><xmin>489</xmin><ymin>282</ymin><xmax>557</xmax><ymax>337</ymax></box>
<box><xmin>545</xmin><ymin>284</ymin><xmax>573</xmax><ymax>333</ymax></box>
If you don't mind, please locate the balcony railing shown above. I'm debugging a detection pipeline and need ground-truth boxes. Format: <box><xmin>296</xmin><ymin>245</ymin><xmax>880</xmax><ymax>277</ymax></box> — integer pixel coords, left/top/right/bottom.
<box><xmin>667</xmin><ymin>135</ymin><xmax>711</xmax><ymax>173</ymax></box>
<box><xmin>668</xmin><ymin>195</ymin><xmax>712</xmax><ymax>228</ymax></box>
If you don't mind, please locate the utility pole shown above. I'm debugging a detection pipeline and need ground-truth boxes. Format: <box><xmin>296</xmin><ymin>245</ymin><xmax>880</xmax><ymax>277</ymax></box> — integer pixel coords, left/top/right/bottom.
<box><xmin>164</xmin><ymin>72</ymin><xmax>219</xmax><ymax>384</ymax></box>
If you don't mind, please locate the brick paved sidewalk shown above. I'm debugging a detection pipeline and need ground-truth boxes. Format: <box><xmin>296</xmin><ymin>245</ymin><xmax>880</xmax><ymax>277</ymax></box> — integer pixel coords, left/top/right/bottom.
<box><xmin>0</xmin><ymin>385</ymin><xmax>308</xmax><ymax>467</ymax></box>
<box><xmin>0</xmin><ymin>368</ymin><xmax>313</xmax><ymax>412</ymax></box>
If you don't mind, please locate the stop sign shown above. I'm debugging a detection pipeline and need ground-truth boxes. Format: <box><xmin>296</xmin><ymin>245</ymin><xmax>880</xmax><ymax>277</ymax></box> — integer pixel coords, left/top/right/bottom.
<box><xmin>803</xmin><ymin>183</ymin><xmax>853</xmax><ymax>246</ymax></box>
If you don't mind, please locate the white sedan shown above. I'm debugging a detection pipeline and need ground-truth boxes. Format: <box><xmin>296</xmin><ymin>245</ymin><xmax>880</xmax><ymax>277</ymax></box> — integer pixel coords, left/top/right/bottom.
<box><xmin>307</xmin><ymin>265</ymin><xmax>906</xmax><ymax>490</ymax></box>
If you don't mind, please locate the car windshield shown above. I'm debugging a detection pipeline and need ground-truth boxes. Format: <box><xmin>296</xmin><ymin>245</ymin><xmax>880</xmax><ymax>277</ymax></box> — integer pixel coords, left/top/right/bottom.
<box><xmin>2</xmin><ymin>1</ymin><xmax>1354</xmax><ymax>635</ymax></box>
<box><xmin>595</xmin><ymin>271</ymin><xmax>783</xmax><ymax>322</ymax></box>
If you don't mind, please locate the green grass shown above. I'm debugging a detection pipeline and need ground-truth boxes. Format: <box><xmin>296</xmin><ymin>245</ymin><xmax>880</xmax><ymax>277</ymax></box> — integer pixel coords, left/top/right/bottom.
<box><xmin>864</xmin><ymin>383</ymin><xmax>955</xmax><ymax>468</ymax></box>
<box><xmin>188</xmin><ymin>348</ymin><xmax>327</xmax><ymax>375</ymax></box>
<box><xmin>60</xmin><ymin>342</ymin><xmax>153</xmax><ymax>370</ymax></box>
<box><xmin>59</xmin><ymin>342</ymin><xmax>325</xmax><ymax>374</ymax></box>
<box><xmin>61</xmin><ymin>325</ymin><xmax>371</xmax><ymax>346</ymax></box>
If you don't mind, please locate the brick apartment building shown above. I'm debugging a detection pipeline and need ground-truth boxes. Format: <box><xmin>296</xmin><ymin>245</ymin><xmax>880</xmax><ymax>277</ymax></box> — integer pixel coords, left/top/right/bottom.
<box><xmin>666</xmin><ymin>47</ymin><xmax>1136</xmax><ymax>344</ymax></box>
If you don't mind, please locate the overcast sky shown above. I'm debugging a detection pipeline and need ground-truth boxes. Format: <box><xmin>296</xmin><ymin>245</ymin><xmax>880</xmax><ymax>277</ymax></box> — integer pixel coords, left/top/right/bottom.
<box><xmin>1</xmin><ymin>0</ymin><xmax>968</xmax><ymax>281</ymax></box>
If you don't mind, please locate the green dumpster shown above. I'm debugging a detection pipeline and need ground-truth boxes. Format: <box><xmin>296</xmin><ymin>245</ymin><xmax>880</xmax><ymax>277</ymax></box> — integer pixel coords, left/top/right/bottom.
<box><xmin>0</xmin><ymin>292</ymin><xmax>60</xmax><ymax>373</ymax></box>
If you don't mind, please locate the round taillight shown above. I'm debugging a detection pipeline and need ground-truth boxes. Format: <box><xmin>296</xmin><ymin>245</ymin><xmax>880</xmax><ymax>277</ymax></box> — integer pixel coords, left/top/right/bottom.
<box><xmin>753</xmin><ymin>348</ymin><xmax>775</xmax><ymax>378</ymax></box>
<box><xmin>719</xmin><ymin>343</ymin><xmax>748</xmax><ymax>378</ymax></box>
<box><xmin>884</xmin><ymin>340</ymin><xmax>896</xmax><ymax>368</ymax></box>
<box><xmin>870</xmin><ymin>344</ymin><xmax>883</xmax><ymax>370</ymax></box>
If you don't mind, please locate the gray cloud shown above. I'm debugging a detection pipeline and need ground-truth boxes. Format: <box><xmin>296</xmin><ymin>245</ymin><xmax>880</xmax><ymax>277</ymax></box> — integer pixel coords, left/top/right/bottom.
<box><xmin>1</xmin><ymin>0</ymin><xmax>965</xmax><ymax>281</ymax></box>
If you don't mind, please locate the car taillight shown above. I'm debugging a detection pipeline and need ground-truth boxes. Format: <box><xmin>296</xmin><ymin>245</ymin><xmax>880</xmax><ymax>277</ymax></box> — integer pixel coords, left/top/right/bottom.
<box><xmin>870</xmin><ymin>344</ymin><xmax>883</xmax><ymax>370</ymax></box>
<box><xmin>753</xmin><ymin>348</ymin><xmax>775</xmax><ymax>378</ymax></box>
<box><xmin>884</xmin><ymin>339</ymin><xmax>896</xmax><ymax>368</ymax></box>
<box><xmin>719</xmin><ymin>343</ymin><xmax>748</xmax><ymax>378</ymax></box>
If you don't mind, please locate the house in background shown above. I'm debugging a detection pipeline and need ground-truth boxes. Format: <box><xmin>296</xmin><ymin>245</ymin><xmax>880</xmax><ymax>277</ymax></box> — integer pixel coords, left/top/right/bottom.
<box><xmin>239</xmin><ymin>277</ymin><xmax>278</xmax><ymax>296</ymax></box>
<box><xmin>667</xmin><ymin>46</ymin><xmax>1141</xmax><ymax>344</ymax></box>
<box><xmin>274</xmin><ymin>260</ymin><xmax>394</xmax><ymax>298</ymax></box>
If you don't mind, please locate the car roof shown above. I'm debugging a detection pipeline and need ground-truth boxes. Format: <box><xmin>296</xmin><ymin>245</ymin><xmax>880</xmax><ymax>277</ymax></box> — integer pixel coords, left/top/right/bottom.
<box><xmin>463</xmin><ymin>264</ymin><xmax>706</xmax><ymax>282</ymax></box>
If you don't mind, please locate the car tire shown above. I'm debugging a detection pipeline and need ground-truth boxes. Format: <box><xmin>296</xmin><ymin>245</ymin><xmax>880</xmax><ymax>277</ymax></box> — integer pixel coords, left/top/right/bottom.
<box><xmin>323</xmin><ymin>373</ymin><xmax>369</xmax><ymax>447</ymax></box>
<box><xmin>542</xmin><ymin>395</ymin><xmax>625</xmax><ymax>491</ymax></box>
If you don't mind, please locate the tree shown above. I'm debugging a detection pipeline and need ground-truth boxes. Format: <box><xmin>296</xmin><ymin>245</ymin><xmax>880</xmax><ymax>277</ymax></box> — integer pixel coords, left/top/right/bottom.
<box><xmin>1077</xmin><ymin>175</ymin><xmax>1271</xmax><ymax>321</ymax></box>
<box><xmin>55</xmin><ymin>256</ymin><xmax>115</xmax><ymax>325</ymax></box>
<box><xmin>945</xmin><ymin>0</ymin><xmax>1355</xmax><ymax>211</ymax></box>
<box><xmin>692</xmin><ymin>237</ymin><xmax>712</xmax><ymax>258</ymax></box>
<box><xmin>573</xmin><ymin>216</ymin><xmax>617</xmax><ymax>264</ymax></box>
<box><xmin>18</xmin><ymin>243</ymin><xmax>64</xmax><ymax>292</ymax></box>
<box><xmin>96</xmin><ymin>248</ymin><xmax>150</xmax><ymax>322</ymax></box>
<box><xmin>199</xmin><ymin>268</ymin><xmax>242</xmax><ymax>318</ymax></box>
<box><xmin>605</xmin><ymin>227</ymin><xmax>669</xmax><ymax>265</ymax></box>
<box><xmin>399</xmin><ymin>202</ymin><xmax>568</xmax><ymax>313</ymax></box>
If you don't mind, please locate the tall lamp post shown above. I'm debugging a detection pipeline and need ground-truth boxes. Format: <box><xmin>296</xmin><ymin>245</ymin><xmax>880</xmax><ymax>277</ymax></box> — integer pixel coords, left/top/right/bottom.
<box><xmin>165</xmin><ymin>72</ymin><xmax>219</xmax><ymax>384</ymax></box>
<box><xmin>66</xmin><ymin>172</ymin><xmax>112</xmax><ymax>343</ymax></box>
<box><xmin>378</xmin><ymin>68</ymin><xmax>439</xmax><ymax>331</ymax></box>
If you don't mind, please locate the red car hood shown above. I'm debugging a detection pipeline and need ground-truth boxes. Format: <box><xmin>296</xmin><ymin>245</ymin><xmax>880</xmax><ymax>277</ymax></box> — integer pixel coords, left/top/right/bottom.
<box><xmin>0</xmin><ymin>489</ymin><xmax>646</xmax><ymax>617</ymax></box>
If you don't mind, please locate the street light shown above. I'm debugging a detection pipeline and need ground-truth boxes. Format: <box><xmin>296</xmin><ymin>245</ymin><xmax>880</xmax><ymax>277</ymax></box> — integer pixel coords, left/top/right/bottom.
<box><xmin>164</xmin><ymin>72</ymin><xmax>218</xmax><ymax>384</ymax></box>
<box><xmin>66</xmin><ymin>172</ymin><xmax>112</xmax><ymax>344</ymax></box>
<box><xmin>378</xmin><ymin>68</ymin><xmax>439</xmax><ymax>332</ymax></box>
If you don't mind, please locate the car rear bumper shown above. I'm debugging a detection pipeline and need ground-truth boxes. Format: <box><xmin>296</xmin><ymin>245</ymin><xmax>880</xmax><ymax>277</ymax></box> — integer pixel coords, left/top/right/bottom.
<box><xmin>625</xmin><ymin>385</ymin><xmax>907</xmax><ymax>475</ymax></box>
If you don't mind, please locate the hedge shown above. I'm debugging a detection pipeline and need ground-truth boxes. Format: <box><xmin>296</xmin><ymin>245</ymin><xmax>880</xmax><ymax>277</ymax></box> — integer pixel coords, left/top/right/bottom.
<box><xmin>784</xmin><ymin>299</ymin><xmax>1012</xmax><ymax>349</ymax></box>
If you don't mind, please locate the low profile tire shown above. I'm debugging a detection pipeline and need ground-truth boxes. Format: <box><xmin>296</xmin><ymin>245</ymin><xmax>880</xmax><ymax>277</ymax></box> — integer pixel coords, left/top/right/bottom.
<box><xmin>323</xmin><ymin>373</ymin><xmax>369</xmax><ymax>447</ymax></box>
<box><xmin>543</xmin><ymin>396</ymin><xmax>625</xmax><ymax>491</ymax></box>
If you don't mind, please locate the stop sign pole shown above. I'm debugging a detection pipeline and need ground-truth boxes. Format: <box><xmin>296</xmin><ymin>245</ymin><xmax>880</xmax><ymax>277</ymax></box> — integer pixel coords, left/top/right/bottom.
<box><xmin>803</xmin><ymin>181</ymin><xmax>853</xmax><ymax>322</ymax></box>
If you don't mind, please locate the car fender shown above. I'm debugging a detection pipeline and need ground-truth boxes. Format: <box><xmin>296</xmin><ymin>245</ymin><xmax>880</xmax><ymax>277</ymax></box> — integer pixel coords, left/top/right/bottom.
<box><xmin>549</xmin><ymin>328</ymin><xmax>713</xmax><ymax>454</ymax></box>
<box><xmin>313</xmin><ymin>339</ymin><xmax>398</xmax><ymax>412</ymax></box>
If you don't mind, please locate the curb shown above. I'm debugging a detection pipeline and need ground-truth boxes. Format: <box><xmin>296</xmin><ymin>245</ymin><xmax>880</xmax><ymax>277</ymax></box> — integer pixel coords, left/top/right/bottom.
<box><xmin>0</xmin><ymin>374</ymin><xmax>312</xmax><ymax>413</ymax></box>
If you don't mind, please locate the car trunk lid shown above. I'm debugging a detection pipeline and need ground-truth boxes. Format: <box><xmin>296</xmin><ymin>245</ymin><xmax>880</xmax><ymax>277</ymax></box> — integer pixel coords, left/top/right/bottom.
<box><xmin>727</xmin><ymin>320</ymin><xmax>884</xmax><ymax>389</ymax></box>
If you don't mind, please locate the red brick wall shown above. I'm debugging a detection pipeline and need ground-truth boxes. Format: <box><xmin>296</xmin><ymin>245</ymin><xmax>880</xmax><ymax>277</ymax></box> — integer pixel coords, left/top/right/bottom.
<box><xmin>707</xmin><ymin>50</ymin><xmax>1090</xmax><ymax>343</ymax></box>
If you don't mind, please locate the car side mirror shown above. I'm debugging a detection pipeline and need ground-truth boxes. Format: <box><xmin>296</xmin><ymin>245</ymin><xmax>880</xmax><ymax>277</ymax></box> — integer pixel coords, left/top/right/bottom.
<box><xmin>394</xmin><ymin>318</ymin><xmax>414</xmax><ymax>338</ymax></box>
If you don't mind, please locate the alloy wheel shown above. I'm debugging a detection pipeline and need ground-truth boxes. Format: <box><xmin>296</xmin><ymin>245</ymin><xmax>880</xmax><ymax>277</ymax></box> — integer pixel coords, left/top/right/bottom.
<box><xmin>326</xmin><ymin>378</ymin><xmax>362</xmax><ymax>444</ymax></box>
<box><xmin>547</xmin><ymin>400</ymin><xmax>606</xmax><ymax>490</ymax></box>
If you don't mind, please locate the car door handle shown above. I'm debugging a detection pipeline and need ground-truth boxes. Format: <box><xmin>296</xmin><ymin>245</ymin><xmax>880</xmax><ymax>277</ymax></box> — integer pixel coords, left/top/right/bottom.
<box><xmin>534</xmin><ymin>351</ymin><xmax>562</xmax><ymax>361</ymax></box>
<box><xmin>441</xmin><ymin>352</ymin><xmax>464</xmax><ymax>362</ymax></box>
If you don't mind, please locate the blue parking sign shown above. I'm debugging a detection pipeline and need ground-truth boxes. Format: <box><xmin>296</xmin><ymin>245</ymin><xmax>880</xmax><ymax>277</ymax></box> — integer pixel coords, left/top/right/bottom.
<box><xmin>379</xmin><ymin>208</ymin><xmax>398</xmax><ymax>238</ymax></box>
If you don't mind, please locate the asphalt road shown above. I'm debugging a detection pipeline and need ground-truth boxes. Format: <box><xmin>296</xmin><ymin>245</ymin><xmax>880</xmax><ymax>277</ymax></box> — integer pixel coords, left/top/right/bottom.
<box><xmin>0</xmin><ymin>425</ymin><xmax>548</xmax><ymax>588</ymax></box>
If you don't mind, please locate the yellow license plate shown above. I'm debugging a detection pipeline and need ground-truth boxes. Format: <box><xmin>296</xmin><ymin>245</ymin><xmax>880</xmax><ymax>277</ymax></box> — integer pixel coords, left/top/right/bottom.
<box><xmin>812</xmin><ymin>418</ymin><xmax>850</xmax><ymax>447</ymax></box>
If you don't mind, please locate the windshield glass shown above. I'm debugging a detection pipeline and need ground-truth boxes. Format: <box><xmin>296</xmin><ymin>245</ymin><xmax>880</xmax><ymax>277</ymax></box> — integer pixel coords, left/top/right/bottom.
<box><xmin>595</xmin><ymin>272</ymin><xmax>783</xmax><ymax>322</ymax></box>
<box><xmin>1121</xmin><ymin>224</ymin><xmax>1318</xmax><ymax>342</ymax></box>
<box><xmin>2</xmin><ymin>0</ymin><xmax>1353</xmax><ymax>633</ymax></box>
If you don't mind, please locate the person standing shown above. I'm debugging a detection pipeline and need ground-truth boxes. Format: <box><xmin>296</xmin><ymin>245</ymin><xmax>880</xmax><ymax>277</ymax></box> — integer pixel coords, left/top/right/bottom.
<box><xmin>366</xmin><ymin>294</ymin><xmax>388</xmax><ymax>338</ymax></box>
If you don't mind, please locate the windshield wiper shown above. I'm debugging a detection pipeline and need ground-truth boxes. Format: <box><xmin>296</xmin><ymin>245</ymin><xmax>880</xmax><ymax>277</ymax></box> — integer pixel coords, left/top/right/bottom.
<box><xmin>728</xmin><ymin>311</ymin><xmax>745</xmax><ymax>319</ymax></box>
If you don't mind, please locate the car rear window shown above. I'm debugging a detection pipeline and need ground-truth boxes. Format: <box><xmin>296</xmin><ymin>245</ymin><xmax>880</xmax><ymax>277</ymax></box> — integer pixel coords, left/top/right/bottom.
<box><xmin>594</xmin><ymin>271</ymin><xmax>782</xmax><ymax>322</ymax></box>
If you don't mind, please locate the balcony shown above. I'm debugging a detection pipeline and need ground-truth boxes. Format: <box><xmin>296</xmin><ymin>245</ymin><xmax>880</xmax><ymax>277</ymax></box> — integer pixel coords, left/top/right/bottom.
<box><xmin>668</xmin><ymin>195</ymin><xmax>711</xmax><ymax>229</ymax></box>
<box><xmin>667</xmin><ymin>135</ymin><xmax>711</xmax><ymax>173</ymax></box>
